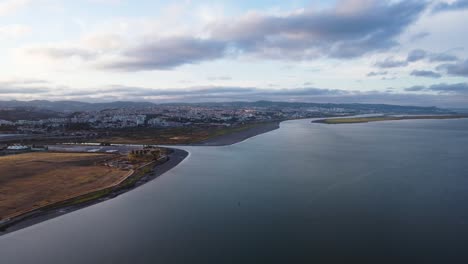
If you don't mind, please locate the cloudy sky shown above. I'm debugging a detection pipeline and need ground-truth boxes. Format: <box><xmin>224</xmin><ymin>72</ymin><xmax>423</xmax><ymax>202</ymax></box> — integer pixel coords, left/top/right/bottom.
<box><xmin>1</xmin><ymin>0</ymin><xmax>468</xmax><ymax>107</ymax></box>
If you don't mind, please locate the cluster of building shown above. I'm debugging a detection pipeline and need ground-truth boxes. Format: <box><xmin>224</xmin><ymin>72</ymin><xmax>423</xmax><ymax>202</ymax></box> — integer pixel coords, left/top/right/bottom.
<box><xmin>0</xmin><ymin>144</ymin><xmax>48</xmax><ymax>155</ymax></box>
<box><xmin>0</xmin><ymin>104</ymin><xmax>354</xmax><ymax>135</ymax></box>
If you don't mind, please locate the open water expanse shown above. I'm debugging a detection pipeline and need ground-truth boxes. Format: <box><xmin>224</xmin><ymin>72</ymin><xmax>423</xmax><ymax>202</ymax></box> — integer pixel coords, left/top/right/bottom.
<box><xmin>1</xmin><ymin>118</ymin><xmax>468</xmax><ymax>263</ymax></box>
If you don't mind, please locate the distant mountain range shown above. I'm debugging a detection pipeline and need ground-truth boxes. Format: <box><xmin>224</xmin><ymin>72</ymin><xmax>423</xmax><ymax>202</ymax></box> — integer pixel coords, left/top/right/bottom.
<box><xmin>0</xmin><ymin>100</ymin><xmax>156</xmax><ymax>112</ymax></box>
<box><xmin>0</xmin><ymin>100</ymin><xmax>456</xmax><ymax>114</ymax></box>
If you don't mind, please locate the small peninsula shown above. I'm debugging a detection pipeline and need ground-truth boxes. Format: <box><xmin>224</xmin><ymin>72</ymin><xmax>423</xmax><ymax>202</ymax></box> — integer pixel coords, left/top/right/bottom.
<box><xmin>313</xmin><ymin>115</ymin><xmax>468</xmax><ymax>124</ymax></box>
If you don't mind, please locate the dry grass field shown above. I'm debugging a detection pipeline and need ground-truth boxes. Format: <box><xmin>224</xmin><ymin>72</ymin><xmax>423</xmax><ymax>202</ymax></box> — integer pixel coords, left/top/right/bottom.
<box><xmin>96</xmin><ymin>123</ymin><xmax>266</xmax><ymax>145</ymax></box>
<box><xmin>0</xmin><ymin>152</ymin><xmax>128</xmax><ymax>220</ymax></box>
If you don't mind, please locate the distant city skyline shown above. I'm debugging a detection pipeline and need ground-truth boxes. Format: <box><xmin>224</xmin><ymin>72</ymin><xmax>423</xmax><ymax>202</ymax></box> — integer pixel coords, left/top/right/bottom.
<box><xmin>0</xmin><ymin>0</ymin><xmax>467</xmax><ymax>107</ymax></box>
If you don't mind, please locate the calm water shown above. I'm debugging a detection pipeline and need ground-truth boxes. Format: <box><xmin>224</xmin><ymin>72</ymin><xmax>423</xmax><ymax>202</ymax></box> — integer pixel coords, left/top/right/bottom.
<box><xmin>1</xmin><ymin>119</ymin><xmax>468</xmax><ymax>263</ymax></box>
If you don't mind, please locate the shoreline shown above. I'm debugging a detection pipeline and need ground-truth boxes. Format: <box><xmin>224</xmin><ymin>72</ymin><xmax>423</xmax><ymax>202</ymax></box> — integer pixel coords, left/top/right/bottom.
<box><xmin>3</xmin><ymin>115</ymin><xmax>464</xmax><ymax>235</ymax></box>
<box><xmin>312</xmin><ymin>115</ymin><xmax>468</xmax><ymax>124</ymax></box>
<box><xmin>0</xmin><ymin>148</ymin><xmax>188</xmax><ymax>236</ymax></box>
<box><xmin>189</xmin><ymin>121</ymin><xmax>281</xmax><ymax>146</ymax></box>
<box><xmin>0</xmin><ymin>121</ymin><xmax>281</xmax><ymax>235</ymax></box>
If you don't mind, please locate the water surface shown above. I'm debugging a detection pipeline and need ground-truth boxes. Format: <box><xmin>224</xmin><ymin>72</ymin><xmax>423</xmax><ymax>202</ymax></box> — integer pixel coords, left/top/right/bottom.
<box><xmin>1</xmin><ymin>119</ymin><xmax>468</xmax><ymax>263</ymax></box>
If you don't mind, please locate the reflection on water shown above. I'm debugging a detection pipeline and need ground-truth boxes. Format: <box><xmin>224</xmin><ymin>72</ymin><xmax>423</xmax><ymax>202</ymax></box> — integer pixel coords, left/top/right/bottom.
<box><xmin>1</xmin><ymin>119</ymin><xmax>468</xmax><ymax>263</ymax></box>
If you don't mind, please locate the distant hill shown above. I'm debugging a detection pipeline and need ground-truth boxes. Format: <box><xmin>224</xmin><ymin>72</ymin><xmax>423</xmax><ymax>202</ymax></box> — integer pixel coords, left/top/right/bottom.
<box><xmin>0</xmin><ymin>108</ymin><xmax>63</xmax><ymax>121</ymax></box>
<box><xmin>0</xmin><ymin>100</ymin><xmax>156</xmax><ymax>112</ymax></box>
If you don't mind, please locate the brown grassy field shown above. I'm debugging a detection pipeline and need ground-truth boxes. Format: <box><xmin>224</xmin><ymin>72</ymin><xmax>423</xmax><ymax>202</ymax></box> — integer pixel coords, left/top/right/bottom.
<box><xmin>96</xmin><ymin>123</ymin><xmax>266</xmax><ymax>145</ymax></box>
<box><xmin>0</xmin><ymin>152</ymin><xmax>129</xmax><ymax>220</ymax></box>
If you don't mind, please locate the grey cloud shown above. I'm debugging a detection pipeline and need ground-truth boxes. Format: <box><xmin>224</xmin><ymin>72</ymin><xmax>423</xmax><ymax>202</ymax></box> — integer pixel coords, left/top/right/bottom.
<box><xmin>407</xmin><ymin>50</ymin><xmax>459</xmax><ymax>64</ymax></box>
<box><xmin>213</xmin><ymin>0</ymin><xmax>426</xmax><ymax>59</ymax></box>
<box><xmin>428</xmin><ymin>83</ymin><xmax>468</xmax><ymax>93</ymax></box>
<box><xmin>403</xmin><ymin>49</ymin><xmax>456</xmax><ymax>64</ymax></box>
<box><xmin>0</xmin><ymin>78</ymin><xmax>52</xmax><ymax>95</ymax></box>
<box><xmin>428</xmin><ymin>53</ymin><xmax>458</xmax><ymax>62</ymax></box>
<box><xmin>13</xmin><ymin>83</ymin><xmax>468</xmax><ymax>108</ymax></box>
<box><xmin>407</xmin><ymin>49</ymin><xmax>459</xmax><ymax>63</ymax></box>
<box><xmin>0</xmin><ymin>78</ymin><xmax>49</xmax><ymax>86</ymax></box>
<box><xmin>438</xmin><ymin>59</ymin><xmax>468</xmax><ymax>77</ymax></box>
<box><xmin>367</xmin><ymin>71</ymin><xmax>388</xmax><ymax>76</ymax></box>
<box><xmin>63</xmin><ymin>84</ymin><xmax>467</xmax><ymax>106</ymax></box>
<box><xmin>133</xmin><ymin>87</ymin><xmax>467</xmax><ymax>107</ymax></box>
<box><xmin>405</xmin><ymin>82</ymin><xmax>468</xmax><ymax>94</ymax></box>
<box><xmin>64</xmin><ymin>86</ymin><xmax>347</xmax><ymax>99</ymax></box>
<box><xmin>410</xmin><ymin>70</ymin><xmax>442</xmax><ymax>78</ymax></box>
<box><xmin>65</xmin><ymin>86</ymin><xmax>258</xmax><ymax>97</ymax></box>
<box><xmin>432</xmin><ymin>0</ymin><xmax>468</xmax><ymax>13</ymax></box>
<box><xmin>0</xmin><ymin>87</ymin><xmax>49</xmax><ymax>94</ymax></box>
<box><xmin>405</xmin><ymin>85</ymin><xmax>426</xmax><ymax>92</ymax></box>
<box><xmin>102</xmin><ymin>0</ymin><xmax>427</xmax><ymax>71</ymax></box>
<box><xmin>102</xmin><ymin>37</ymin><xmax>226</xmax><ymax>71</ymax></box>
<box><xmin>409</xmin><ymin>32</ymin><xmax>430</xmax><ymax>41</ymax></box>
<box><xmin>373</xmin><ymin>50</ymin><xmax>458</xmax><ymax>71</ymax></box>
<box><xmin>375</xmin><ymin>57</ymin><xmax>408</xmax><ymax>68</ymax></box>
<box><xmin>27</xmin><ymin>47</ymin><xmax>97</xmax><ymax>60</ymax></box>
<box><xmin>407</xmin><ymin>49</ymin><xmax>427</xmax><ymax>62</ymax></box>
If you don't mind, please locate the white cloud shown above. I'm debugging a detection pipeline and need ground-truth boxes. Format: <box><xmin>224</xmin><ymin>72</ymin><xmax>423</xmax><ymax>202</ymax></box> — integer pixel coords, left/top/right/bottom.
<box><xmin>0</xmin><ymin>24</ymin><xmax>31</xmax><ymax>38</ymax></box>
<box><xmin>0</xmin><ymin>0</ymin><xmax>31</xmax><ymax>16</ymax></box>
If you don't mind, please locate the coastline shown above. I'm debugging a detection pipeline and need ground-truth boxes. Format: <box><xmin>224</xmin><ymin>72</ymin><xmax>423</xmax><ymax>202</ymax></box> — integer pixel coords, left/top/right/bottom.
<box><xmin>0</xmin><ymin>121</ymin><xmax>281</xmax><ymax>235</ymax></box>
<box><xmin>312</xmin><ymin>115</ymin><xmax>468</xmax><ymax>124</ymax></box>
<box><xmin>0</xmin><ymin>148</ymin><xmax>188</xmax><ymax>236</ymax></box>
<box><xmin>189</xmin><ymin>121</ymin><xmax>281</xmax><ymax>146</ymax></box>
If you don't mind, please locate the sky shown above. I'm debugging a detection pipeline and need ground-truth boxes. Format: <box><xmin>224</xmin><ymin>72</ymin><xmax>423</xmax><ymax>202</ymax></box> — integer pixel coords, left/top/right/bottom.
<box><xmin>0</xmin><ymin>0</ymin><xmax>468</xmax><ymax>107</ymax></box>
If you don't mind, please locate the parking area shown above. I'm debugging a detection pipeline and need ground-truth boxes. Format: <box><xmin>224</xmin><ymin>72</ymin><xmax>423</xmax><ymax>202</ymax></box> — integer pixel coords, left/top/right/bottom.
<box><xmin>48</xmin><ymin>144</ymin><xmax>144</xmax><ymax>155</ymax></box>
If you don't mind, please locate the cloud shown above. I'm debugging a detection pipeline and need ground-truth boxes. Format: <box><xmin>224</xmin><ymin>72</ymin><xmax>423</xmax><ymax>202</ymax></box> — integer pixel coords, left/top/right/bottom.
<box><xmin>63</xmin><ymin>85</ymin><xmax>349</xmax><ymax>99</ymax></box>
<box><xmin>437</xmin><ymin>59</ymin><xmax>468</xmax><ymax>77</ymax></box>
<box><xmin>0</xmin><ymin>24</ymin><xmax>31</xmax><ymax>38</ymax></box>
<box><xmin>432</xmin><ymin>0</ymin><xmax>468</xmax><ymax>13</ymax></box>
<box><xmin>374</xmin><ymin>49</ymin><xmax>459</xmax><ymax>70</ymax></box>
<box><xmin>428</xmin><ymin>53</ymin><xmax>458</xmax><ymax>62</ymax></box>
<box><xmin>367</xmin><ymin>71</ymin><xmax>388</xmax><ymax>76</ymax></box>
<box><xmin>0</xmin><ymin>78</ymin><xmax>51</xmax><ymax>94</ymax></box>
<box><xmin>429</xmin><ymin>83</ymin><xmax>468</xmax><ymax>93</ymax></box>
<box><xmin>375</xmin><ymin>57</ymin><xmax>408</xmax><ymax>68</ymax></box>
<box><xmin>26</xmin><ymin>46</ymin><xmax>97</xmax><ymax>61</ymax></box>
<box><xmin>27</xmin><ymin>0</ymin><xmax>428</xmax><ymax>71</ymax></box>
<box><xmin>413</xmin><ymin>50</ymin><xmax>460</xmax><ymax>63</ymax></box>
<box><xmin>0</xmin><ymin>0</ymin><xmax>30</xmax><ymax>16</ymax></box>
<box><xmin>410</xmin><ymin>70</ymin><xmax>442</xmax><ymax>78</ymax></box>
<box><xmin>405</xmin><ymin>82</ymin><xmax>468</xmax><ymax>93</ymax></box>
<box><xmin>210</xmin><ymin>0</ymin><xmax>427</xmax><ymax>60</ymax></box>
<box><xmin>0</xmin><ymin>78</ymin><xmax>49</xmax><ymax>85</ymax></box>
<box><xmin>407</xmin><ymin>49</ymin><xmax>427</xmax><ymax>62</ymax></box>
<box><xmin>56</xmin><ymin>85</ymin><xmax>467</xmax><ymax>107</ymax></box>
<box><xmin>0</xmin><ymin>87</ymin><xmax>49</xmax><ymax>94</ymax></box>
<box><xmin>3</xmin><ymin>79</ymin><xmax>468</xmax><ymax>107</ymax></box>
<box><xmin>409</xmin><ymin>32</ymin><xmax>430</xmax><ymax>41</ymax></box>
<box><xmin>405</xmin><ymin>85</ymin><xmax>426</xmax><ymax>92</ymax></box>
<box><xmin>101</xmin><ymin>37</ymin><xmax>226</xmax><ymax>71</ymax></box>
